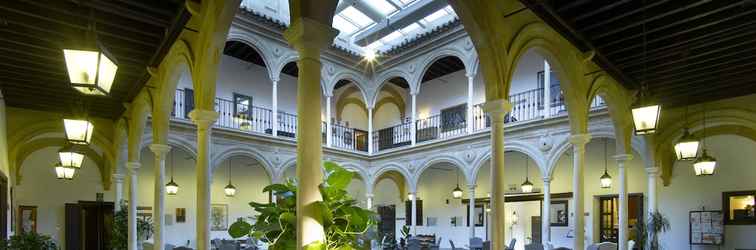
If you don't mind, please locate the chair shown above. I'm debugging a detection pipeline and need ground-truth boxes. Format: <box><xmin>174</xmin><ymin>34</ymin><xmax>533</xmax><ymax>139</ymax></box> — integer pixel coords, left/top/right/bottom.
<box><xmin>429</xmin><ymin>237</ymin><xmax>441</xmax><ymax>250</ymax></box>
<box><xmin>449</xmin><ymin>240</ymin><xmax>465</xmax><ymax>250</ymax></box>
<box><xmin>525</xmin><ymin>243</ymin><xmax>545</xmax><ymax>250</ymax></box>
<box><xmin>470</xmin><ymin>237</ymin><xmax>484</xmax><ymax>250</ymax></box>
<box><xmin>407</xmin><ymin>237</ymin><xmax>421</xmax><ymax>250</ymax></box>
<box><xmin>597</xmin><ymin>242</ymin><xmax>618</xmax><ymax>250</ymax></box>
<box><xmin>165</xmin><ymin>243</ymin><xmax>176</xmax><ymax>250</ymax></box>
<box><xmin>506</xmin><ymin>239</ymin><xmax>516</xmax><ymax>250</ymax></box>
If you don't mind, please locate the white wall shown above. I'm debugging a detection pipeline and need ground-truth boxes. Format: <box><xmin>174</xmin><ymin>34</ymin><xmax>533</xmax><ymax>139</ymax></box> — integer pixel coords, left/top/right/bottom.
<box><xmin>0</xmin><ymin>94</ymin><xmax>10</xmax><ymax>236</ymax></box>
<box><xmin>15</xmin><ymin>147</ymin><xmax>113</xmax><ymax>246</ymax></box>
<box><xmin>659</xmin><ymin>134</ymin><xmax>756</xmax><ymax>249</ymax></box>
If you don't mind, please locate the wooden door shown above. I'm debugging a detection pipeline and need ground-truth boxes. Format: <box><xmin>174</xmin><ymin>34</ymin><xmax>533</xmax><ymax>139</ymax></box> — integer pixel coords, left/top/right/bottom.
<box><xmin>377</xmin><ymin>205</ymin><xmax>396</xmax><ymax>240</ymax></box>
<box><xmin>531</xmin><ymin>216</ymin><xmax>541</xmax><ymax>243</ymax></box>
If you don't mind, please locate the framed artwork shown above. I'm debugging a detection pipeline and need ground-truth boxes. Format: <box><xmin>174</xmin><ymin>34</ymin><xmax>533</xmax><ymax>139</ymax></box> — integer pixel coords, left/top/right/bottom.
<box><xmin>722</xmin><ymin>190</ymin><xmax>756</xmax><ymax>225</ymax></box>
<box><xmin>176</xmin><ymin>208</ymin><xmax>186</xmax><ymax>223</ymax></box>
<box><xmin>466</xmin><ymin>204</ymin><xmax>485</xmax><ymax>227</ymax></box>
<box><xmin>211</xmin><ymin>204</ymin><xmax>229</xmax><ymax>231</ymax></box>
<box><xmin>690</xmin><ymin>210</ymin><xmax>724</xmax><ymax>245</ymax></box>
<box><xmin>18</xmin><ymin>206</ymin><xmax>37</xmax><ymax>233</ymax></box>
<box><xmin>550</xmin><ymin>200</ymin><xmax>569</xmax><ymax>227</ymax></box>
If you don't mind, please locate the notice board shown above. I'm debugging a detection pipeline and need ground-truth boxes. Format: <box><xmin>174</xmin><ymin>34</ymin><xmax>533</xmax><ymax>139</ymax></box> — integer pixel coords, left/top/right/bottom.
<box><xmin>689</xmin><ymin>210</ymin><xmax>724</xmax><ymax>245</ymax></box>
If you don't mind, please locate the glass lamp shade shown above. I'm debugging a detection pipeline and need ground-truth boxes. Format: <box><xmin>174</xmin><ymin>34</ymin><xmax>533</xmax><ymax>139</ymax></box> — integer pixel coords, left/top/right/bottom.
<box><xmin>631</xmin><ymin>104</ymin><xmax>661</xmax><ymax>135</ymax></box>
<box><xmin>224</xmin><ymin>183</ymin><xmax>237</xmax><ymax>197</ymax></box>
<box><xmin>674</xmin><ymin>129</ymin><xmax>700</xmax><ymax>161</ymax></box>
<box><xmin>451</xmin><ymin>185</ymin><xmax>463</xmax><ymax>199</ymax></box>
<box><xmin>600</xmin><ymin>171</ymin><xmax>612</xmax><ymax>189</ymax></box>
<box><xmin>165</xmin><ymin>179</ymin><xmax>179</xmax><ymax>195</ymax></box>
<box><xmin>58</xmin><ymin>146</ymin><xmax>84</xmax><ymax>168</ymax></box>
<box><xmin>407</xmin><ymin>193</ymin><xmax>415</xmax><ymax>201</ymax></box>
<box><xmin>520</xmin><ymin>179</ymin><xmax>534</xmax><ymax>193</ymax></box>
<box><xmin>55</xmin><ymin>164</ymin><xmax>76</xmax><ymax>180</ymax></box>
<box><xmin>63</xmin><ymin>119</ymin><xmax>94</xmax><ymax>145</ymax></box>
<box><xmin>63</xmin><ymin>48</ymin><xmax>117</xmax><ymax>96</ymax></box>
<box><xmin>693</xmin><ymin>149</ymin><xmax>717</xmax><ymax>176</ymax></box>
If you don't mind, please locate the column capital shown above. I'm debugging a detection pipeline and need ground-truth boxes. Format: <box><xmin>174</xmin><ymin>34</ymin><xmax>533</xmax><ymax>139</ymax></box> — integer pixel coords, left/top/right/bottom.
<box><xmin>542</xmin><ymin>176</ymin><xmax>552</xmax><ymax>183</ymax></box>
<box><xmin>466</xmin><ymin>72</ymin><xmax>476</xmax><ymax>79</ymax></box>
<box><xmin>467</xmin><ymin>184</ymin><xmax>477</xmax><ymax>191</ymax></box>
<box><xmin>645</xmin><ymin>167</ymin><xmax>660</xmax><ymax>176</ymax></box>
<box><xmin>482</xmin><ymin>99</ymin><xmax>513</xmax><ymax>122</ymax></box>
<box><xmin>613</xmin><ymin>154</ymin><xmax>634</xmax><ymax>163</ymax></box>
<box><xmin>283</xmin><ymin>17</ymin><xmax>338</xmax><ymax>59</ymax></box>
<box><xmin>271</xmin><ymin>77</ymin><xmax>280</xmax><ymax>83</ymax></box>
<box><xmin>113</xmin><ymin>173</ymin><xmax>125</xmax><ymax>183</ymax></box>
<box><xmin>126</xmin><ymin>162</ymin><xmax>141</xmax><ymax>174</ymax></box>
<box><xmin>366</xmin><ymin>193</ymin><xmax>374</xmax><ymax>198</ymax></box>
<box><xmin>569</xmin><ymin>133</ymin><xmax>592</xmax><ymax>147</ymax></box>
<box><xmin>149</xmin><ymin>144</ymin><xmax>172</xmax><ymax>155</ymax></box>
<box><xmin>189</xmin><ymin>109</ymin><xmax>218</xmax><ymax>127</ymax></box>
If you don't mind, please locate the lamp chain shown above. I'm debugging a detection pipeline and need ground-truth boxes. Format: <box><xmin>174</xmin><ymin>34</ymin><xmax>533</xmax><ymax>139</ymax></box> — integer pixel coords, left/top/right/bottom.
<box><xmin>604</xmin><ymin>138</ymin><xmax>608</xmax><ymax>173</ymax></box>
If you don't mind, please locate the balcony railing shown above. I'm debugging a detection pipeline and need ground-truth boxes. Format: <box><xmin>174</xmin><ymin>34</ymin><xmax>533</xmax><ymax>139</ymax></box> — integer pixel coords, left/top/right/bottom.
<box><xmin>172</xmin><ymin>84</ymin><xmax>606</xmax><ymax>154</ymax></box>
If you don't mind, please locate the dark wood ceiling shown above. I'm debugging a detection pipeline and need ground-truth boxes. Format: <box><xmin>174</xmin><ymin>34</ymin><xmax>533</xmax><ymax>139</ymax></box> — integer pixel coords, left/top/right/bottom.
<box><xmin>421</xmin><ymin>55</ymin><xmax>465</xmax><ymax>83</ymax></box>
<box><xmin>520</xmin><ymin>0</ymin><xmax>756</xmax><ymax>107</ymax></box>
<box><xmin>0</xmin><ymin>0</ymin><xmax>189</xmax><ymax>119</ymax></box>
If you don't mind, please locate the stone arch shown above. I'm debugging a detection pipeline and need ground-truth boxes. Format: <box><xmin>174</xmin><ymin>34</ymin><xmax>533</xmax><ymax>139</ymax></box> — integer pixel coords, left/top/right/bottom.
<box><xmin>371</xmin><ymin>163</ymin><xmax>413</xmax><ymax>198</ymax></box>
<box><xmin>375</xmin><ymin>96</ymin><xmax>406</xmax><ymax>121</ymax></box>
<box><xmin>154</xmin><ymin>39</ymin><xmax>194</xmax><ymax>141</ymax></box>
<box><xmin>276</xmin><ymin>157</ymin><xmax>298</xmax><ymax>183</ymax></box>
<box><xmin>508</xmin><ymin>22</ymin><xmax>590</xmax><ymax>134</ymax></box>
<box><xmin>12</xmin><ymin>137</ymin><xmax>108</xmax><ymax>187</ymax></box>
<box><xmin>327</xmin><ymin>71</ymin><xmax>370</xmax><ymax>101</ymax></box>
<box><xmin>472</xmin><ymin>140</ymin><xmax>547</xmax><ymax>183</ymax></box>
<box><xmin>336</xmin><ymin>97</ymin><xmax>369</xmax><ymax>121</ymax></box>
<box><xmin>334</xmin><ymin>161</ymin><xmax>369</xmax><ymax>184</ymax></box>
<box><xmin>271</xmin><ymin>52</ymin><xmax>299</xmax><ymax>81</ymax></box>
<box><xmin>414</xmin><ymin>155</ymin><xmax>469</xmax><ymax>187</ymax></box>
<box><xmin>139</xmin><ymin>133</ymin><xmax>198</xmax><ymax>160</ymax></box>
<box><xmin>545</xmin><ymin>130</ymin><xmax>646</xmax><ymax>179</ymax></box>
<box><xmin>210</xmin><ymin>146</ymin><xmax>276</xmax><ymax>182</ymax></box>
<box><xmin>226</xmin><ymin>30</ymin><xmax>275</xmax><ymax>81</ymax></box>
<box><xmin>413</xmin><ymin>49</ymin><xmax>470</xmax><ymax>94</ymax></box>
<box><xmin>371</xmin><ymin>69</ymin><xmax>413</xmax><ymax>105</ymax></box>
<box><xmin>587</xmin><ymin>74</ymin><xmax>634</xmax><ymax>155</ymax></box>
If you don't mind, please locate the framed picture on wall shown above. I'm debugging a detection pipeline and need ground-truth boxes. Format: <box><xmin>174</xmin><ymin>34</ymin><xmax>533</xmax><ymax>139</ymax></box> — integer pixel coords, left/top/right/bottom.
<box><xmin>466</xmin><ymin>204</ymin><xmax>485</xmax><ymax>227</ymax></box>
<box><xmin>176</xmin><ymin>208</ymin><xmax>186</xmax><ymax>223</ymax></box>
<box><xmin>550</xmin><ymin>200</ymin><xmax>569</xmax><ymax>227</ymax></box>
<box><xmin>18</xmin><ymin>205</ymin><xmax>37</xmax><ymax>233</ymax></box>
<box><xmin>211</xmin><ymin>204</ymin><xmax>229</xmax><ymax>231</ymax></box>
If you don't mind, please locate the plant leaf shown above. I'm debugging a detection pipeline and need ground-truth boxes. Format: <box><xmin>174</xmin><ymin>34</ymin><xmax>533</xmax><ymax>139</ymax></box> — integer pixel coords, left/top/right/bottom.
<box><xmin>228</xmin><ymin>219</ymin><xmax>253</xmax><ymax>238</ymax></box>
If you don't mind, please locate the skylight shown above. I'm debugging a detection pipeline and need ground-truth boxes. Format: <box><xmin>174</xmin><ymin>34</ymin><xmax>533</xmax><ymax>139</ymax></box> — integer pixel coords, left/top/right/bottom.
<box><xmin>401</xmin><ymin>23</ymin><xmax>422</xmax><ymax>34</ymax></box>
<box><xmin>398</xmin><ymin>0</ymin><xmax>416</xmax><ymax>6</ymax></box>
<box><xmin>332</xmin><ymin>15</ymin><xmax>359</xmax><ymax>35</ymax></box>
<box><xmin>364</xmin><ymin>0</ymin><xmax>397</xmax><ymax>16</ymax></box>
<box><xmin>423</xmin><ymin>8</ymin><xmax>448</xmax><ymax>23</ymax></box>
<box><xmin>381</xmin><ymin>31</ymin><xmax>403</xmax><ymax>44</ymax></box>
<box><xmin>341</xmin><ymin>6</ymin><xmax>374</xmax><ymax>28</ymax></box>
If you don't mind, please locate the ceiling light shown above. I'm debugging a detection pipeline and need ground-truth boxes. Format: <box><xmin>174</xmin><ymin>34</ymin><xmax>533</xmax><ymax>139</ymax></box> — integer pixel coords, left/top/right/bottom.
<box><xmin>63</xmin><ymin>47</ymin><xmax>117</xmax><ymax>96</ymax></box>
<box><xmin>59</xmin><ymin>145</ymin><xmax>84</xmax><ymax>169</ymax></box>
<box><xmin>520</xmin><ymin>156</ymin><xmax>534</xmax><ymax>193</ymax></box>
<box><xmin>63</xmin><ymin>119</ymin><xmax>94</xmax><ymax>145</ymax></box>
<box><xmin>632</xmin><ymin>104</ymin><xmax>660</xmax><ymax>135</ymax></box>
<box><xmin>55</xmin><ymin>163</ymin><xmax>76</xmax><ymax>180</ymax></box>
<box><xmin>224</xmin><ymin>158</ymin><xmax>237</xmax><ymax>197</ymax></box>
<box><xmin>694</xmin><ymin>105</ymin><xmax>716</xmax><ymax>176</ymax></box>
<box><xmin>363</xmin><ymin>49</ymin><xmax>377</xmax><ymax>62</ymax></box>
<box><xmin>600</xmin><ymin>139</ymin><xmax>612</xmax><ymax>189</ymax></box>
<box><xmin>674</xmin><ymin>128</ymin><xmax>699</xmax><ymax>161</ymax></box>
<box><xmin>166</xmin><ymin>150</ymin><xmax>179</xmax><ymax>195</ymax></box>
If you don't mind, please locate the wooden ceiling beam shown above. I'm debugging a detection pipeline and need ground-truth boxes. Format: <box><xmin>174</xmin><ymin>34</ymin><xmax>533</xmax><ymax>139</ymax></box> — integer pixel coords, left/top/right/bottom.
<box><xmin>624</xmin><ymin>39</ymin><xmax>756</xmax><ymax>76</ymax></box>
<box><xmin>648</xmin><ymin>58</ymin><xmax>756</xmax><ymax>84</ymax></box>
<box><xmin>651</xmin><ymin>68</ymin><xmax>756</xmax><ymax>93</ymax></box>
<box><xmin>580</xmin><ymin>0</ymin><xmax>672</xmax><ymax>32</ymax></box>
<box><xmin>573</xmin><ymin>0</ymin><xmax>633</xmax><ymax>22</ymax></box>
<box><xmin>79</xmin><ymin>0</ymin><xmax>172</xmax><ymax>27</ymax></box>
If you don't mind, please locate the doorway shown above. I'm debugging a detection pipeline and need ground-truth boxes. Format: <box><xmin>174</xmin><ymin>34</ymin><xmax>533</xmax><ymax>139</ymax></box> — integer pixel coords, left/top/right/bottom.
<box><xmin>597</xmin><ymin>194</ymin><xmax>644</xmax><ymax>244</ymax></box>
<box><xmin>66</xmin><ymin>200</ymin><xmax>114</xmax><ymax>250</ymax></box>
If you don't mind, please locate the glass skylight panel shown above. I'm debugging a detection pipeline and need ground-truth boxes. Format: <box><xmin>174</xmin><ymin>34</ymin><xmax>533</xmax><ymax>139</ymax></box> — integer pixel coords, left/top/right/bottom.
<box><xmin>381</xmin><ymin>31</ymin><xmax>403</xmax><ymax>44</ymax></box>
<box><xmin>423</xmin><ymin>8</ymin><xmax>448</xmax><ymax>23</ymax></box>
<box><xmin>399</xmin><ymin>0</ymin><xmax>416</xmax><ymax>6</ymax></box>
<box><xmin>341</xmin><ymin>6</ymin><xmax>374</xmax><ymax>27</ymax></box>
<box><xmin>366</xmin><ymin>40</ymin><xmax>384</xmax><ymax>50</ymax></box>
<box><xmin>332</xmin><ymin>15</ymin><xmax>359</xmax><ymax>35</ymax></box>
<box><xmin>364</xmin><ymin>0</ymin><xmax>397</xmax><ymax>16</ymax></box>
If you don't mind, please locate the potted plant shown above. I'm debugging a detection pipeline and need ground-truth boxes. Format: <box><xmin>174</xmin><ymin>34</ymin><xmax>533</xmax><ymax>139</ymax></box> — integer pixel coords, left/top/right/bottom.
<box><xmin>0</xmin><ymin>232</ymin><xmax>57</xmax><ymax>250</ymax></box>
<box><xmin>633</xmin><ymin>211</ymin><xmax>670</xmax><ymax>250</ymax></box>
<box><xmin>112</xmin><ymin>201</ymin><xmax>154</xmax><ymax>250</ymax></box>
<box><xmin>228</xmin><ymin>162</ymin><xmax>376</xmax><ymax>250</ymax></box>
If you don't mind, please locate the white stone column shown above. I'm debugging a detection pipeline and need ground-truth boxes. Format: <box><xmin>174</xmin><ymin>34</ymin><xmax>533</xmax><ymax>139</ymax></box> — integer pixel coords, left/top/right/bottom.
<box><xmin>466</xmin><ymin>73</ymin><xmax>474</xmax><ymax>134</ymax></box>
<box><xmin>468</xmin><ymin>184</ymin><xmax>476</xmax><ymax>239</ymax></box>
<box><xmin>645</xmin><ymin>167</ymin><xmax>659</xmax><ymax>247</ymax></box>
<box><xmin>366</xmin><ymin>193</ymin><xmax>374</xmax><ymax>210</ymax></box>
<box><xmin>272</xmin><ymin>79</ymin><xmax>279</xmax><ymax>136</ymax></box>
<box><xmin>189</xmin><ymin>110</ymin><xmax>219</xmax><ymax>250</ymax></box>
<box><xmin>149</xmin><ymin>144</ymin><xmax>171</xmax><ymax>250</ymax></box>
<box><xmin>326</xmin><ymin>95</ymin><xmax>332</xmax><ymax>147</ymax></box>
<box><xmin>283</xmin><ymin>18</ymin><xmax>337</xmax><ymax>248</ymax></box>
<box><xmin>542</xmin><ymin>177</ymin><xmax>552</xmax><ymax>244</ymax></box>
<box><xmin>410</xmin><ymin>191</ymin><xmax>418</xmax><ymax>235</ymax></box>
<box><xmin>569</xmin><ymin>133</ymin><xmax>591</xmax><ymax>250</ymax></box>
<box><xmin>482</xmin><ymin>99</ymin><xmax>513</xmax><ymax>250</ymax></box>
<box><xmin>368</xmin><ymin>107</ymin><xmax>374</xmax><ymax>154</ymax></box>
<box><xmin>543</xmin><ymin>60</ymin><xmax>551</xmax><ymax>118</ymax></box>
<box><xmin>126</xmin><ymin>162</ymin><xmax>140</xmax><ymax>250</ymax></box>
<box><xmin>113</xmin><ymin>173</ymin><xmax>125</xmax><ymax>211</ymax></box>
<box><xmin>411</xmin><ymin>93</ymin><xmax>417</xmax><ymax>145</ymax></box>
<box><xmin>615</xmin><ymin>154</ymin><xmax>633</xmax><ymax>250</ymax></box>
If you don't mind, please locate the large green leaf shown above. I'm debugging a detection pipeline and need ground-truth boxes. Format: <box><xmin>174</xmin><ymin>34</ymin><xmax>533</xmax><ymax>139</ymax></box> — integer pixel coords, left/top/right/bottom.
<box><xmin>326</xmin><ymin>164</ymin><xmax>354</xmax><ymax>190</ymax></box>
<box><xmin>228</xmin><ymin>219</ymin><xmax>253</xmax><ymax>238</ymax></box>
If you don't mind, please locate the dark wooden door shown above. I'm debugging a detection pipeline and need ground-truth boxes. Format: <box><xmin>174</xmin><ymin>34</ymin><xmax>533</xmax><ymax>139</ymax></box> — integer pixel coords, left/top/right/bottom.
<box><xmin>66</xmin><ymin>201</ymin><xmax>114</xmax><ymax>250</ymax></box>
<box><xmin>531</xmin><ymin>216</ymin><xmax>541</xmax><ymax>243</ymax></box>
<box><xmin>65</xmin><ymin>203</ymin><xmax>82</xmax><ymax>250</ymax></box>
<box><xmin>377</xmin><ymin>205</ymin><xmax>396</xmax><ymax>239</ymax></box>
<box><xmin>0</xmin><ymin>175</ymin><xmax>7</xmax><ymax>240</ymax></box>
<box><xmin>405</xmin><ymin>200</ymin><xmax>423</xmax><ymax>226</ymax></box>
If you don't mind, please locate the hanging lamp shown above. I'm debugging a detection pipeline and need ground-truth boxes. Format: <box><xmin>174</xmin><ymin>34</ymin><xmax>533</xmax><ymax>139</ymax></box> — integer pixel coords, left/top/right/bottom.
<box><xmin>675</xmin><ymin>106</ymin><xmax>700</xmax><ymax>160</ymax></box>
<box><xmin>693</xmin><ymin>105</ymin><xmax>716</xmax><ymax>176</ymax></box>
<box><xmin>451</xmin><ymin>169</ymin><xmax>463</xmax><ymax>199</ymax></box>
<box><xmin>600</xmin><ymin>139</ymin><xmax>612</xmax><ymax>188</ymax></box>
<box><xmin>63</xmin><ymin>10</ymin><xmax>117</xmax><ymax>96</ymax></box>
<box><xmin>224</xmin><ymin>158</ymin><xmax>237</xmax><ymax>197</ymax></box>
<box><xmin>165</xmin><ymin>150</ymin><xmax>179</xmax><ymax>195</ymax></box>
<box><xmin>59</xmin><ymin>144</ymin><xmax>84</xmax><ymax>169</ymax></box>
<box><xmin>520</xmin><ymin>156</ymin><xmax>534</xmax><ymax>193</ymax></box>
<box><xmin>54</xmin><ymin>162</ymin><xmax>76</xmax><ymax>180</ymax></box>
<box><xmin>631</xmin><ymin>3</ymin><xmax>660</xmax><ymax>135</ymax></box>
<box><xmin>63</xmin><ymin>119</ymin><xmax>94</xmax><ymax>145</ymax></box>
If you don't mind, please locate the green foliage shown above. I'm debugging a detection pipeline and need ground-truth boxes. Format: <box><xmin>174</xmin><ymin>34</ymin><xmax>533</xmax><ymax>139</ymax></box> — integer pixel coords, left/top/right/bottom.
<box><xmin>0</xmin><ymin>232</ymin><xmax>57</xmax><ymax>250</ymax></box>
<box><xmin>228</xmin><ymin>162</ymin><xmax>376</xmax><ymax>250</ymax></box>
<box><xmin>633</xmin><ymin>211</ymin><xmax>670</xmax><ymax>250</ymax></box>
<box><xmin>112</xmin><ymin>201</ymin><xmax>155</xmax><ymax>250</ymax></box>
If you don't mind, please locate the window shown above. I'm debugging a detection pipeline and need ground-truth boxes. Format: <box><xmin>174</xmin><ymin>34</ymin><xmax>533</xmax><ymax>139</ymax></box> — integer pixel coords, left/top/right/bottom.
<box><xmin>723</xmin><ymin>190</ymin><xmax>756</xmax><ymax>225</ymax></box>
<box><xmin>340</xmin><ymin>6</ymin><xmax>373</xmax><ymax>28</ymax></box>
<box><xmin>440</xmin><ymin>104</ymin><xmax>466</xmax><ymax>132</ymax></box>
<box><xmin>233</xmin><ymin>93</ymin><xmax>253</xmax><ymax>118</ymax></box>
